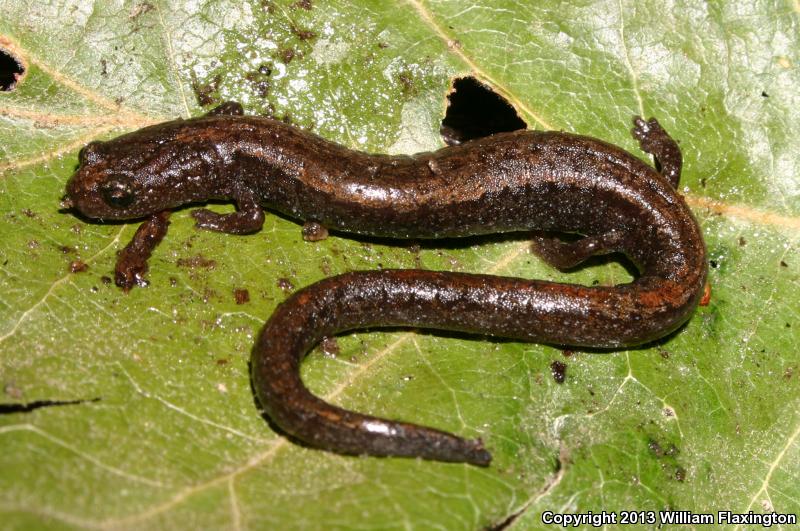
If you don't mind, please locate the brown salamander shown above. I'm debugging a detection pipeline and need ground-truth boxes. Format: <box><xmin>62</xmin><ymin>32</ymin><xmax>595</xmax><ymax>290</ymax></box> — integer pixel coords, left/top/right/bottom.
<box><xmin>64</xmin><ymin>102</ymin><xmax>706</xmax><ymax>466</ymax></box>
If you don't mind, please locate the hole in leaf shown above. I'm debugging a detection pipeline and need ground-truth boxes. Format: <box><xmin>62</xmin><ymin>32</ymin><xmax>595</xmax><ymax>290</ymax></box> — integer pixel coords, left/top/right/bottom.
<box><xmin>440</xmin><ymin>77</ymin><xmax>527</xmax><ymax>146</ymax></box>
<box><xmin>0</xmin><ymin>397</ymin><xmax>100</xmax><ymax>415</ymax></box>
<box><xmin>0</xmin><ymin>46</ymin><xmax>25</xmax><ymax>91</ymax></box>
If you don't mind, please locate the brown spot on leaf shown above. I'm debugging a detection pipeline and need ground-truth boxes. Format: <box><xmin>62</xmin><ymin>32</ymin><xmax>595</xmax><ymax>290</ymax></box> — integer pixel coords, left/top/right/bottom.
<box><xmin>246</xmin><ymin>68</ymin><xmax>271</xmax><ymax>98</ymax></box>
<box><xmin>129</xmin><ymin>2</ymin><xmax>154</xmax><ymax>19</ymax></box>
<box><xmin>192</xmin><ymin>74</ymin><xmax>221</xmax><ymax>107</ymax></box>
<box><xmin>233</xmin><ymin>288</ymin><xmax>250</xmax><ymax>304</ymax></box>
<box><xmin>396</xmin><ymin>70</ymin><xmax>416</xmax><ymax>95</ymax></box>
<box><xmin>648</xmin><ymin>439</ymin><xmax>664</xmax><ymax>457</ymax></box>
<box><xmin>277</xmin><ymin>277</ymin><xmax>295</xmax><ymax>293</ymax></box>
<box><xmin>69</xmin><ymin>260</ymin><xmax>89</xmax><ymax>273</ymax></box>
<box><xmin>550</xmin><ymin>360</ymin><xmax>566</xmax><ymax>384</ymax></box>
<box><xmin>280</xmin><ymin>48</ymin><xmax>296</xmax><ymax>64</ymax></box>
<box><xmin>319</xmin><ymin>256</ymin><xmax>332</xmax><ymax>275</ymax></box>
<box><xmin>291</xmin><ymin>25</ymin><xmax>316</xmax><ymax>41</ymax></box>
<box><xmin>176</xmin><ymin>255</ymin><xmax>217</xmax><ymax>269</ymax></box>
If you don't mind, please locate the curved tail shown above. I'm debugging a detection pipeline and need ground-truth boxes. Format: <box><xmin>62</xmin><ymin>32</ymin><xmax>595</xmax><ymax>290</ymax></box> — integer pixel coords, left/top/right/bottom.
<box><xmin>251</xmin><ymin>267</ymin><xmax>704</xmax><ymax>465</ymax></box>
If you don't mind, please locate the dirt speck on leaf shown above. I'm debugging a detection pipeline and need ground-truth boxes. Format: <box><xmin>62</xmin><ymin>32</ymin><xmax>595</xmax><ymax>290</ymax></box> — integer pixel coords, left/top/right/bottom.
<box><xmin>246</xmin><ymin>69</ymin><xmax>271</xmax><ymax>98</ymax></box>
<box><xmin>648</xmin><ymin>439</ymin><xmax>664</xmax><ymax>457</ymax></box>
<box><xmin>280</xmin><ymin>48</ymin><xmax>297</xmax><ymax>64</ymax></box>
<box><xmin>69</xmin><ymin>260</ymin><xmax>88</xmax><ymax>273</ymax></box>
<box><xmin>550</xmin><ymin>360</ymin><xmax>566</xmax><ymax>384</ymax></box>
<box><xmin>129</xmin><ymin>2</ymin><xmax>154</xmax><ymax>19</ymax></box>
<box><xmin>234</xmin><ymin>288</ymin><xmax>250</xmax><ymax>304</ymax></box>
<box><xmin>176</xmin><ymin>255</ymin><xmax>217</xmax><ymax>269</ymax></box>
<box><xmin>192</xmin><ymin>74</ymin><xmax>222</xmax><ymax>107</ymax></box>
<box><xmin>291</xmin><ymin>25</ymin><xmax>316</xmax><ymax>41</ymax></box>
<box><xmin>319</xmin><ymin>256</ymin><xmax>332</xmax><ymax>275</ymax></box>
<box><xmin>277</xmin><ymin>277</ymin><xmax>295</xmax><ymax>293</ymax></box>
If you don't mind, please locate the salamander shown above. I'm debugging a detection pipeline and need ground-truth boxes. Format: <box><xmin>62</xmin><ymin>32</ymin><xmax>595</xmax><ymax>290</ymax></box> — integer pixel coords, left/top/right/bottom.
<box><xmin>63</xmin><ymin>102</ymin><xmax>707</xmax><ymax>466</ymax></box>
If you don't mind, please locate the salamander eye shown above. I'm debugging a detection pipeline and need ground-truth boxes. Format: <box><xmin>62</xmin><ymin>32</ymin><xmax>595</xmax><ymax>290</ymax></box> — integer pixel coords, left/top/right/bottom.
<box><xmin>101</xmin><ymin>178</ymin><xmax>135</xmax><ymax>208</ymax></box>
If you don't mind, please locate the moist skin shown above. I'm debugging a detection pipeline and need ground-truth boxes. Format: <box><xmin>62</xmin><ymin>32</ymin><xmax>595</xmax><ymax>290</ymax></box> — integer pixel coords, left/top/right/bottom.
<box><xmin>65</xmin><ymin>105</ymin><xmax>707</xmax><ymax>465</ymax></box>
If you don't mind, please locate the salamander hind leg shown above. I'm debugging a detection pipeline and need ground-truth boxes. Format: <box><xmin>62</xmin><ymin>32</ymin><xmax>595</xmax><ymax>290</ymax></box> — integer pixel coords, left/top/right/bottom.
<box><xmin>531</xmin><ymin>231</ymin><xmax>623</xmax><ymax>270</ymax></box>
<box><xmin>631</xmin><ymin>116</ymin><xmax>682</xmax><ymax>188</ymax></box>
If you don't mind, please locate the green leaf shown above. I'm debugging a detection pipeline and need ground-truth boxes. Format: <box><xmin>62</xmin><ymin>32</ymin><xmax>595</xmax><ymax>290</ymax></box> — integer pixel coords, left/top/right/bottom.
<box><xmin>1</xmin><ymin>0</ymin><xmax>798</xmax><ymax>529</ymax></box>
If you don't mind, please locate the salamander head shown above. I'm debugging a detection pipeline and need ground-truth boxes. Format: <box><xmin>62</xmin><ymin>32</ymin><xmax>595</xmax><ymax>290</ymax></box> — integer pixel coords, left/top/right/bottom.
<box><xmin>64</xmin><ymin>121</ymin><xmax>217</xmax><ymax>220</ymax></box>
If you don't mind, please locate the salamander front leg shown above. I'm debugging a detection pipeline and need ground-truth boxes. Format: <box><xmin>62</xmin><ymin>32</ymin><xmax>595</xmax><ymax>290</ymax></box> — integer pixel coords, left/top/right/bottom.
<box><xmin>191</xmin><ymin>192</ymin><xmax>265</xmax><ymax>234</ymax></box>
<box><xmin>115</xmin><ymin>211</ymin><xmax>171</xmax><ymax>291</ymax></box>
<box><xmin>531</xmin><ymin>231</ymin><xmax>624</xmax><ymax>270</ymax></box>
<box><xmin>632</xmin><ymin>116</ymin><xmax>682</xmax><ymax>188</ymax></box>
